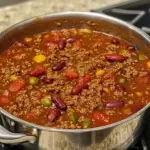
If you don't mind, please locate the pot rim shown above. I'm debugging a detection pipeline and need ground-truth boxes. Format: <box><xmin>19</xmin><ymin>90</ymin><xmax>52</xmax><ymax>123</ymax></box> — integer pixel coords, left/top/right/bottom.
<box><xmin>0</xmin><ymin>11</ymin><xmax>150</xmax><ymax>133</ymax></box>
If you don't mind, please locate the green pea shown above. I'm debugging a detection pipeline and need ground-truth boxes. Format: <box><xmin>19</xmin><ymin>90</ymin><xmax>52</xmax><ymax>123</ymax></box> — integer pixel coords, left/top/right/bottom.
<box><xmin>71</xmin><ymin>113</ymin><xmax>78</xmax><ymax>124</ymax></box>
<box><xmin>119</xmin><ymin>78</ymin><xmax>126</xmax><ymax>84</ymax></box>
<box><xmin>29</xmin><ymin>77</ymin><xmax>39</xmax><ymax>85</ymax></box>
<box><xmin>41</xmin><ymin>97</ymin><xmax>52</xmax><ymax>107</ymax></box>
<box><xmin>139</xmin><ymin>54</ymin><xmax>147</xmax><ymax>61</ymax></box>
<box><xmin>83</xmin><ymin>119</ymin><xmax>91</xmax><ymax>128</ymax></box>
<box><xmin>119</xmin><ymin>49</ymin><xmax>129</xmax><ymax>55</ymax></box>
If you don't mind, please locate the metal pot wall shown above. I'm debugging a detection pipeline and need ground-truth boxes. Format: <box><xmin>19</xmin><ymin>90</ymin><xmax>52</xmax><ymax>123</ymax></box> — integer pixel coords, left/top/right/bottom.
<box><xmin>0</xmin><ymin>12</ymin><xmax>150</xmax><ymax>150</ymax></box>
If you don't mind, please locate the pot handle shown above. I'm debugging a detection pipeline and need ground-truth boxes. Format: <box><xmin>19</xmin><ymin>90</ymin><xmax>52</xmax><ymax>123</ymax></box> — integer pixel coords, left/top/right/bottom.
<box><xmin>0</xmin><ymin>125</ymin><xmax>36</xmax><ymax>144</ymax></box>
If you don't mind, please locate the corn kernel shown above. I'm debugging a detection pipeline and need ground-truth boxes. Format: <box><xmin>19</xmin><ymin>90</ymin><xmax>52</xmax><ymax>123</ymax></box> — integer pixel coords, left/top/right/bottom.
<box><xmin>24</xmin><ymin>37</ymin><xmax>32</xmax><ymax>42</ymax></box>
<box><xmin>139</xmin><ymin>54</ymin><xmax>147</xmax><ymax>61</ymax></box>
<box><xmin>136</xmin><ymin>92</ymin><xmax>142</xmax><ymax>97</ymax></box>
<box><xmin>123</xmin><ymin>108</ymin><xmax>132</xmax><ymax>115</ymax></box>
<box><xmin>79</xmin><ymin>29</ymin><xmax>92</xmax><ymax>34</ymax></box>
<box><xmin>33</xmin><ymin>54</ymin><xmax>46</xmax><ymax>63</ymax></box>
<box><xmin>119</xmin><ymin>78</ymin><xmax>126</xmax><ymax>84</ymax></box>
<box><xmin>103</xmin><ymin>88</ymin><xmax>110</xmax><ymax>94</ymax></box>
<box><xmin>9</xmin><ymin>74</ymin><xmax>18</xmax><ymax>81</ymax></box>
<box><xmin>96</xmin><ymin>69</ymin><xmax>105</xmax><ymax>76</ymax></box>
<box><xmin>147</xmin><ymin>61</ymin><xmax>150</xmax><ymax>68</ymax></box>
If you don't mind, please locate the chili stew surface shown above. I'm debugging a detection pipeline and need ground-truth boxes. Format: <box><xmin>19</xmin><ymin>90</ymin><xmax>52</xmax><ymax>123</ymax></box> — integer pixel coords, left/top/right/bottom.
<box><xmin>0</xmin><ymin>28</ymin><xmax>149</xmax><ymax>129</ymax></box>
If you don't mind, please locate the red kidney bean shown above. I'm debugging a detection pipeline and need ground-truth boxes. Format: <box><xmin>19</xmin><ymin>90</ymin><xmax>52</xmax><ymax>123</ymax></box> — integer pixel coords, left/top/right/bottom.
<box><xmin>58</xmin><ymin>40</ymin><xmax>66</xmax><ymax>50</ymax></box>
<box><xmin>47</xmin><ymin>108</ymin><xmax>61</xmax><ymax>122</ymax></box>
<box><xmin>71</xmin><ymin>84</ymin><xmax>83</xmax><ymax>95</ymax></box>
<box><xmin>105</xmin><ymin>100</ymin><xmax>124</xmax><ymax>108</ymax></box>
<box><xmin>111</xmin><ymin>38</ymin><xmax>120</xmax><ymax>45</ymax></box>
<box><xmin>29</xmin><ymin>66</ymin><xmax>46</xmax><ymax>76</ymax></box>
<box><xmin>44</xmin><ymin>41</ymin><xmax>58</xmax><ymax>47</ymax></box>
<box><xmin>52</xmin><ymin>61</ymin><xmax>65</xmax><ymax>71</ymax></box>
<box><xmin>105</xmin><ymin>54</ymin><xmax>126</xmax><ymax>62</ymax></box>
<box><xmin>66</xmin><ymin>37</ymin><xmax>77</xmax><ymax>43</ymax></box>
<box><xmin>15</xmin><ymin>41</ymin><xmax>28</xmax><ymax>48</ymax></box>
<box><xmin>51</xmin><ymin>95</ymin><xmax>67</xmax><ymax>110</ymax></box>
<box><xmin>71</xmin><ymin>75</ymin><xmax>91</xmax><ymax>95</ymax></box>
<box><xmin>41</xmin><ymin>76</ymin><xmax>54</xmax><ymax>84</ymax></box>
<box><xmin>126</xmin><ymin>45</ymin><xmax>136</xmax><ymax>51</ymax></box>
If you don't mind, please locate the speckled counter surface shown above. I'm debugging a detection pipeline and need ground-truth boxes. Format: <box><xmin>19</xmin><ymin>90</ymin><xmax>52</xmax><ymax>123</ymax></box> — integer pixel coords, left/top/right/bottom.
<box><xmin>0</xmin><ymin>0</ymin><xmax>128</xmax><ymax>31</ymax></box>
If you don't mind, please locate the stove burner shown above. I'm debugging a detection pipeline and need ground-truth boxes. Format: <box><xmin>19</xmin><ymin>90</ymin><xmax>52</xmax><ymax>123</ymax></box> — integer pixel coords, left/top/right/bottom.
<box><xmin>92</xmin><ymin>0</ymin><xmax>150</xmax><ymax>36</ymax></box>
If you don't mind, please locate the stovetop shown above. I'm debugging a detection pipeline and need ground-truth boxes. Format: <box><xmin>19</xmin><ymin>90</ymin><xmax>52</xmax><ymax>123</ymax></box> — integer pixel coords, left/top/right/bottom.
<box><xmin>92</xmin><ymin>0</ymin><xmax>150</xmax><ymax>35</ymax></box>
<box><xmin>1</xmin><ymin>0</ymin><xmax>150</xmax><ymax>150</ymax></box>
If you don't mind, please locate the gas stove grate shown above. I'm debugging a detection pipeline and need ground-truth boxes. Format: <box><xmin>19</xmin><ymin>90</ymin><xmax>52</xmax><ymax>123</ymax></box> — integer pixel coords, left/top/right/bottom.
<box><xmin>92</xmin><ymin>0</ymin><xmax>150</xmax><ymax>36</ymax></box>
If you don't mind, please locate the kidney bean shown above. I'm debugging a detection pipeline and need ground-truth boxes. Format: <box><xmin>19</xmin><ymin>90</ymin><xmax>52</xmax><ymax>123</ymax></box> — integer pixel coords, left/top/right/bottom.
<box><xmin>29</xmin><ymin>66</ymin><xmax>46</xmax><ymax>77</ymax></box>
<box><xmin>41</xmin><ymin>76</ymin><xmax>54</xmax><ymax>84</ymax></box>
<box><xmin>126</xmin><ymin>45</ymin><xmax>136</xmax><ymax>51</ymax></box>
<box><xmin>58</xmin><ymin>40</ymin><xmax>66</xmax><ymax>50</ymax></box>
<box><xmin>105</xmin><ymin>54</ymin><xmax>126</xmax><ymax>62</ymax></box>
<box><xmin>52</xmin><ymin>61</ymin><xmax>65</xmax><ymax>71</ymax></box>
<box><xmin>47</xmin><ymin>108</ymin><xmax>61</xmax><ymax>122</ymax></box>
<box><xmin>15</xmin><ymin>41</ymin><xmax>28</xmax><ymax>48</ymax></box>
<box><xmin>51</xmin><ymin>95</ymin><xmax>67</xmax><ymax>110</ymax></box>
<box><xmin>71</xmin><ymin>84</ymin><xmax>83</xmax><ymax>95</ymax></box>
<box><xmin>71</xmin><ymin>75</ymin><xmax>91</xmax><ymax>95</ymax></box>
<box><xmin>111</xmin><ymin>38</ymin><xmax>120</xmax><ymax>45</ymax></box>
<box><xmin>66</xmin><ymin>37</ymin><xmax>77</xmax><ymax>43</ymax></box>
<box><xmin>105</xmin><ymin>100</ymin><xmax>124</xmax><ymax>108</ymax></box>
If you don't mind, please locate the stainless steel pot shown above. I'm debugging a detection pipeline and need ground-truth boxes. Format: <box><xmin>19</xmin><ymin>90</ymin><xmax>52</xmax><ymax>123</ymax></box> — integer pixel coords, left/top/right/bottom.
<box><xmin>0</xmin><ymin>12</ymin><xmax>150</xmax><ymax>150</ymax></box>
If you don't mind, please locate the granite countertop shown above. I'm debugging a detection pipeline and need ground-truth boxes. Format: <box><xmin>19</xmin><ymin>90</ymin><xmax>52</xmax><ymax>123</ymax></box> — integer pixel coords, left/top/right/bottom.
<box><xmin>0</xmin><ymin>0</ymin><xmax>128</xmax><ymax>31</ymax></box>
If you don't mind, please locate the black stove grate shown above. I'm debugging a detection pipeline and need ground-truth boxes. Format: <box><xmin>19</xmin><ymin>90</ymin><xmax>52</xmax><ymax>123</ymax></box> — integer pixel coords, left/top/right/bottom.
<box><xmin>92</xmin><ymin>0</ymin><xmax>150</xmax><ymax>35</ymax></box>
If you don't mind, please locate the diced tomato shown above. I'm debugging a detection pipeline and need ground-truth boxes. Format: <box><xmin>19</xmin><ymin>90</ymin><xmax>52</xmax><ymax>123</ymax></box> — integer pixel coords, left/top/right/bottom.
<box><xmin>0</xmin><ymin>96</ymin><xmax>11</xmax><ymax>106</ymax></box>
<box><xmin>92</xmin><ymin>111</ymin><xmax>110</xmax><ymax>125</ymax></box>
<box><xmin>136</xmin><ymin>76</ymin><xmax>149</xmax><ymax>84</ymax></box>
<box><xmin>29</xmin><ymin>66</ymin><xmax>46</xmax><ymax>77</ymax></box>
<box><xmin>78</xmin><ymin>75</ymin><xmax>92</xmax><ymax>85</ymax></box>
<box><xmin>8</xmin><ymin>80</ymin><xmax>25</xmax><ymax>92</ymax></box>
<box><xmin>53</xmin><ymin>32</ymin><xmax>60</xmax><ymax>41</ymax></box>
<box><xmin>83</xmin><ymin>75</ymin><xmax>92</xmax><ymax>83</ymax></box>
<box><xmin>65</xmin><ymin>69</ymin><xmax>79</xmax><ymax>80</ymax></box>
<box><xmin>26</xmin><ymin>112</ymin><xmax>36</xmax><ymax>121</ymax></box>
<box><xmin>74</xmin><ymin>40</ymin><xmax>81</xmax><ymax>47</ymax></box>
